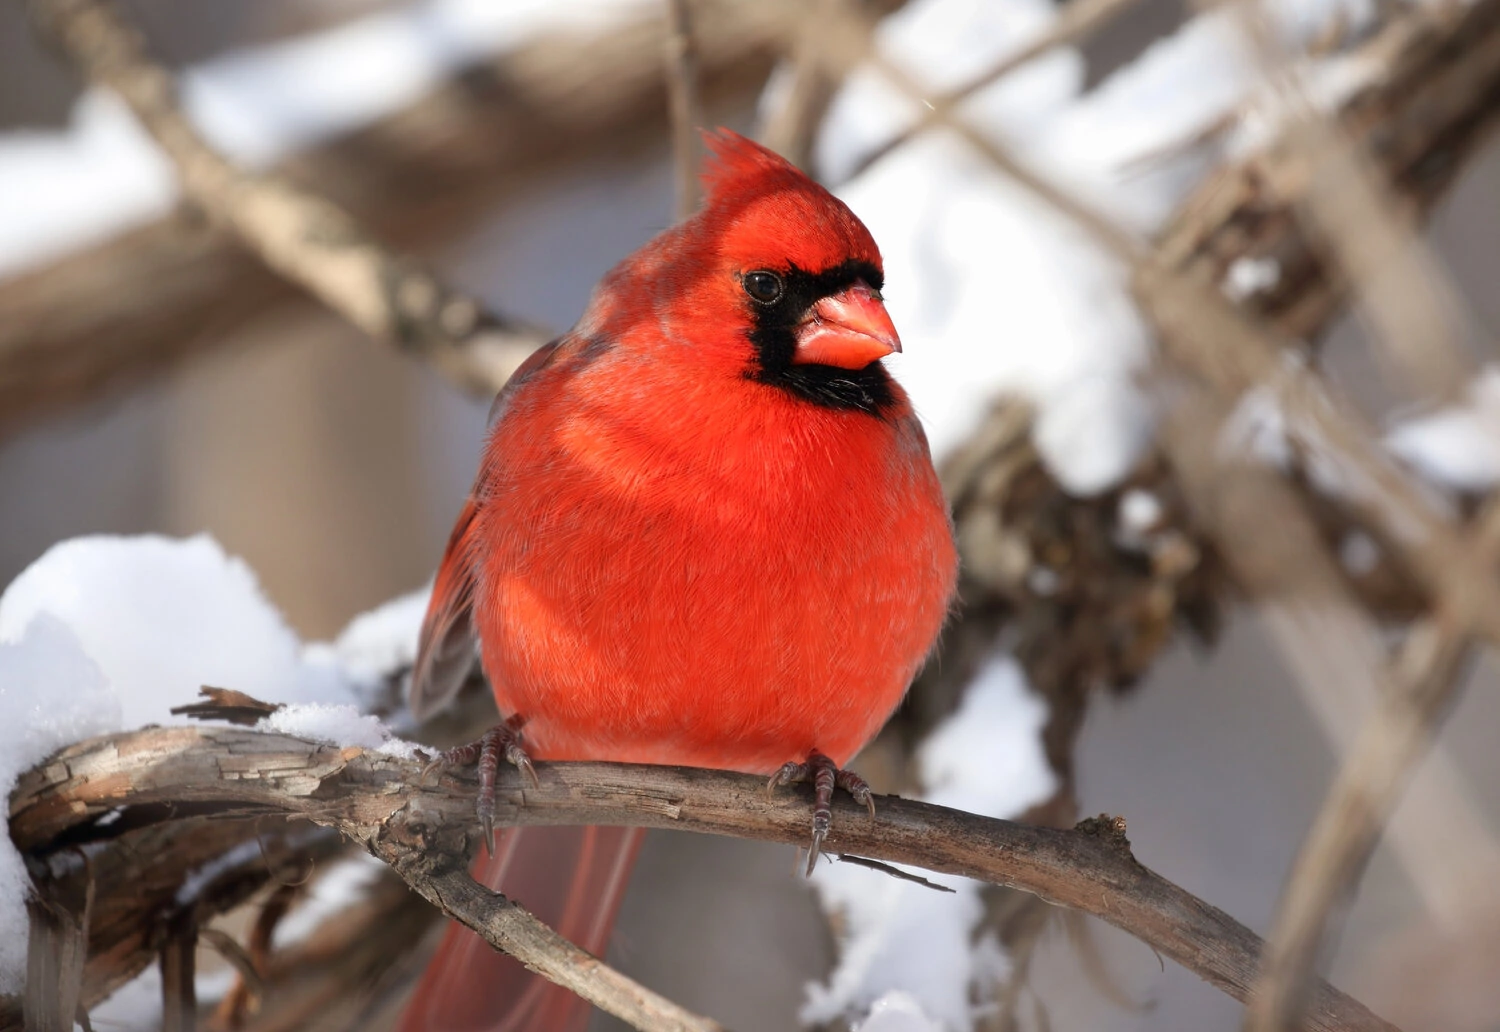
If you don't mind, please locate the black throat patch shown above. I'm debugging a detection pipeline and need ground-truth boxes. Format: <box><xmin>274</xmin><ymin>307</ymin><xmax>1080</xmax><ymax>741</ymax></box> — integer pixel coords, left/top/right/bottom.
<box><xmin>746</xmin><ymin>259</ymin><xmax>896</xmax><ymax>417</ymax></box>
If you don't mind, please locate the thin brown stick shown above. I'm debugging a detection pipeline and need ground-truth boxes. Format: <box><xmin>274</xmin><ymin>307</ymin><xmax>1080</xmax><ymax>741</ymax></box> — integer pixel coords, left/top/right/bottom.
<box><xmin>836</xmin><ymin>0</ymin><xmax>1146</xmax><ymax>182</ymax></box>
<box><xmin>11</xmin><ymin>725</ymin><xmax>1397</xmax><ymax>1032</ymax></box>
<box><xmin>664</xmin><ymin>0</ymin><xmax>704</xmax><ymax>220</ymax></box>
<box><xmin>398</xmin><ymin>860</ymin><xmax>723</xmax><ymax>1032</ymax></box>
<box><xmin>25</xmin><ymin>0</ymin><xmax>550</xmax><ymax>397</ymax></box>
<box><xmin>1245</xmin><ymin>497</ymin><xmax>1500</xmax><ymax>1032</ymax></box>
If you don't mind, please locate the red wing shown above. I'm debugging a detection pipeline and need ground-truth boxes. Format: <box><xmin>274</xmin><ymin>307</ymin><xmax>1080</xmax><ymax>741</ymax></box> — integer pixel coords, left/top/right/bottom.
<box><xmin>408</xmin><ymin>495</ymin><xmax>481</xmax><ymax>722</ymax></box>
<box><xmin>409</xmin><ymin>338</ymin><xmax>566</xmax><ymax>722</ymax></box>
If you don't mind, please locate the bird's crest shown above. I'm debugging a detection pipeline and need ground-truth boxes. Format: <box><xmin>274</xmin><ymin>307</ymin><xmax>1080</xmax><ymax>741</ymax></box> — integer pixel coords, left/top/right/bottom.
<box><xmin>699</xmin><ymin>129</ymin><xmax>809</xmax><ymax>206</ymax></box>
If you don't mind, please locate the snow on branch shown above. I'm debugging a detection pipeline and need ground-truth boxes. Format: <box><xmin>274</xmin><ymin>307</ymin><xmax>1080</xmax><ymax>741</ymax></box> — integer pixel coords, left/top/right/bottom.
<box><xmin>9</xmin><ymin>721</ymin><xmax>1396</xmax><ymax>1032</ymax></box>
<box><xmin>24</xmin><ymin>0</ymin><xmax>551</xmax><ymax>399</ymax></box>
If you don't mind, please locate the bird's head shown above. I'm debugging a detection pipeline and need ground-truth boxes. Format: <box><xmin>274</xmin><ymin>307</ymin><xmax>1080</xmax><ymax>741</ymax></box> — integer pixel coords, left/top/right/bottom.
<box><xmin>701</xmin><ymin>129</ymin><xmax>899</xmax><ymax>363</ymax></box>
<box><xmin>690</xmin><ymin>131</ymin><xmax>901</xmax><ymax>414</ymax></box>
<box><xmin>573</xmin><ymin>130</ymin><xmax>901</xmax><ymax>415</ymax></box>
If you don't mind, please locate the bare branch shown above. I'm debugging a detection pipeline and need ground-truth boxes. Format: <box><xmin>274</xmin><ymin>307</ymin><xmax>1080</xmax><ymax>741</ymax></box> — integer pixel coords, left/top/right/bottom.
<box><xmin>837</xmin><ymin>0</ymin><xmax>1147</xmax><ymax>183</ymax></box>
<box><xmin>398</xmin><ymin>860</ymin><xmax>723</xmax><ymax>1032</ymax></box>
<box><xmin>664</xmin><ymin>0</ymin><xmax>704</xmax><ymax>220</ymax></box>
<box><xmin>0</xmin><ymin>1</ymin><xmax>785</xmax><ymax>437</ymax></box>
<box><xmin>22</xmin><ymin>872</ymin><xmax>91</xmax><ymax>1032</ymax></box>
<box><xmin>1244</xmin><ymin>496</ymin><xmax>1500</xmax><ymax>1032</ymax></box>
<box><xmin>25</xmin><ymin>0</ymin><xmax>551</xmax><ymax>399</ymax></box>
<box><xmin>10</xmin><ymin>725</ymin><xmax>1398</xmax><ymax>1032</ymax></box>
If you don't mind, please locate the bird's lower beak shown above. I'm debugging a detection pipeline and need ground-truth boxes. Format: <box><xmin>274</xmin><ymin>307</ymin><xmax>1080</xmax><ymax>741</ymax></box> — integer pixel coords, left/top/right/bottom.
<box><xmin>792</xmin><ymin>283</ymin><xmax>902</xmax><ymax>370</ymax></box>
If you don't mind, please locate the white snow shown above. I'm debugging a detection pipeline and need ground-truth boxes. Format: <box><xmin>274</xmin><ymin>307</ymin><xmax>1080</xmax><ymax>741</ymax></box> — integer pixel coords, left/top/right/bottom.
<box><xmin>1223</xmin><ymin>256</ymin><xmax>1282</xmax><ymax>301</ymax></box>
<box><xmin>0</xmin><ymin>0</ymin><xmax>650</xmax><ymax>278</ymax></box>
<box><xmin>260</xmin><ymin>703</ymin><xmax>419</xmax><ymax>759</ymax></box>
<box><xmin>0</xmin><ymin>534</ymin><xmax>438</xmax><ymax>995</ymax></box>
<box><xmin>1386</xmin><ymin>366</ymin><xmax>1500</xmax><ymax>493</ymax></box>
<box><xmin>0</xmin><ymin>535</ymin><xmax>352</xmax><ymax>730</ymax></box>
<box><xmin>825</xmin><ymin>0</ymin><xmax>1378</xmax><ymax>496</ymax></box>
<box><xmin>0</xmin><ymin>616</ymin><xmax>119</xmax><ymax>994</ymax></box>
<box><xmin>853</xmin><ymin>991</ymin><xmax>947</xmax><ymax>1032</ymax></box>
<box><xmin>325</xmin><ymin>587</ymin><xmax>429</xmax><ymax>688</ymax></box>
<box><xmin>803</xmin><ymin>655</ymin><xmax>1055</xmax><ymax>1030</ymax></box>
<box><xmin>1119</xmin><ymin>488</ymin><xmax>1163</xmax><ymax>535</ymax></box>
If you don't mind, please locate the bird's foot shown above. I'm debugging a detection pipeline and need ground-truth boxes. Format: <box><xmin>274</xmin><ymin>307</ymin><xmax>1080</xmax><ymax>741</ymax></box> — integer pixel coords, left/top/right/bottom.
<box><xmin>422</xmin><ymin>716</ymin><xmax>538</xmax><ymax>854</ymax></box>
<box><xmin>767</xmin><ymin>751</ymin><xmax>876</xmax><ymax>875</ymax></box>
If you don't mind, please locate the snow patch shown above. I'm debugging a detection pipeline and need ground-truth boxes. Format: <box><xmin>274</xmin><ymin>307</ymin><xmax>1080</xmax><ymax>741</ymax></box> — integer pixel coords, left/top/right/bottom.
<box><xmin>328</xmin><ymin>587</ymin><xmax>429</xmax><ymax>688</ymax></box>
<box><xmin>0</xmin><ymin>616</ymin><xmax>118</xmax><ymax>994</ymax></box>
<box><xmin>1386</xmin><ymin>367</ymin><xmax>1500</xmax><ymax>493</ymax></box>
<box><xmin>0</xmin><ymin>534</ymin><xmax>350</xmax><ymax>729</ymax></box>
<box><xmin>853</xmin><ymin>991</ymin><xmax>947</xmax><ymax>1032</ymax></box>
<box><xmin>803</xmin><ymin>655</ymin><xmax>1055</xmax><ymax>1029</ymax></box>
<box><xmin>0</xmin><ymin>534</ymin><xmax>437</xmax><ymax>995</ymax></box>
<box><xmin>260</xmin><ymin>703</ymin><xmax>420</xmax><ymax>759</ymax></box>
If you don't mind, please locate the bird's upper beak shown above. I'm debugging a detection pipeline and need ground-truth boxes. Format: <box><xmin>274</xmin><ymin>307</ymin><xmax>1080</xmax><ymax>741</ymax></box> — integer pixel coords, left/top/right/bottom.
<box><xmin>792</xmin><ymin>281</ymin><xmax>902</xmax><ymax>370</ymax></box>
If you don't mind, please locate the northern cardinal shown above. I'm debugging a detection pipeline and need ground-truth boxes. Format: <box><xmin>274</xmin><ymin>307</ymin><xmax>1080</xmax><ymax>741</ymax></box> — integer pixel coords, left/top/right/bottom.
<box><xmin>397</xmin><ymin>130</ymin><xmax>957</xmax><ymax>1032</ymax></box>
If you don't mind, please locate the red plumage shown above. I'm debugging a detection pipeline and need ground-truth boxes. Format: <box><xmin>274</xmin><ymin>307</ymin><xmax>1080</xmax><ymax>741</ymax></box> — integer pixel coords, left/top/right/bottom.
<box><xmin>399</xmin><ymin>130</ymin><xmax>957</xmax><ymax>1032</ymax></box>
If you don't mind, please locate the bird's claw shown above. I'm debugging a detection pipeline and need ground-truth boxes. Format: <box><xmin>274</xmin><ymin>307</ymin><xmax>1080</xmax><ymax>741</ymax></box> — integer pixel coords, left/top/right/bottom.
<box><xmin>767</xmin><ymin>751</ymin><xmax>876</xmax><ymax>875</ymax></box>
<box><xmin>425</xmin><ymin>718</ymin><xmax>538</xmax><ymax>855</ymax></box>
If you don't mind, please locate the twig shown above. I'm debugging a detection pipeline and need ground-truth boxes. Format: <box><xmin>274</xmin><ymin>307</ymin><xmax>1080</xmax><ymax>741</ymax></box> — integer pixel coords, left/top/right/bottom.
<box><xmin>2</xmin><ymin>0</ymin><xmax>789</xmax><ymax>438</ymax></box>
<box><xmin>757</xmin><ymin>0</ymin><xmax>842</xmax><ymax>170</ymax></box>
<box><xmin>25</xmin><ymin>0</ymin><xmax>550</xmax><ymax>398</ymax></box>
<box><xmin>400</xmin><ymin>860</ymin><xmax>722</xmax><ymax>1032</ymax></box>
<box><xmin>159</xmin><ymin>915</ymin><xmax>196</xmax><ymax>1032</ymax></box>
<box><xmin>1247</xmin><ymin>618</ymin><xmax>1470</xmax><ymax>1032</ymax></box>
<box><xmin>835</xmin><ymin>854</ymin><xmax>956</xmax><ymax>892</ymax></box>
<box><xmin>11</xmin><ymin>725</ymin><xmax>1398</xmax><ymax>1032</ymax></box>
<box><xmin>1245</xmin><ymin>497</ymin><xmax>1500</xmax><ymax>1032</ymax></box>
<box><xmin>663</xmin><ymin>0</ymin><xmax>703</xmax><ymax>219</ymax></box>
<box><xmin>836</xmin><ymin>0</ymin><xmax>1146</xmax><ymax>182</ymax></box>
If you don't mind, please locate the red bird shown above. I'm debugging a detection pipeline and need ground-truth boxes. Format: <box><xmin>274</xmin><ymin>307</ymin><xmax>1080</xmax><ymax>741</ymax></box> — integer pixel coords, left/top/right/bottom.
<box><xmin>397</xmin><ymin>131</ymin><xmax>957</xmax><ymax>1032</ymax></box>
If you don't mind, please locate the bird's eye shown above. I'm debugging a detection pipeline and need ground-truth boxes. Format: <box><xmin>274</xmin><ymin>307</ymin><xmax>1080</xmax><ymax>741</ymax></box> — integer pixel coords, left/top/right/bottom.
<box><xmin>742</xmin><ymin>271</ymin><xmax>784</xmax><ymax>304</ymax></box>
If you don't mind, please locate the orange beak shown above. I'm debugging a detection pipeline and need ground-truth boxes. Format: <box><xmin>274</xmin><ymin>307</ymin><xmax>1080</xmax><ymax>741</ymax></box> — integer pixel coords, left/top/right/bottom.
<box><xmin>792</xmin><ymin>282</ymin><xmax>902</xmax><ymax>370</ymax></box>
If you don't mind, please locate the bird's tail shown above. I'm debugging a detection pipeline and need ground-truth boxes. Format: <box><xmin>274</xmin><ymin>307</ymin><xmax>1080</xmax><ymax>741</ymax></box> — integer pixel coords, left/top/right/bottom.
<box><xmin>395</xmin><ymin>825</ymin><xmax>644</xmax><ymax>1032</ymax></box>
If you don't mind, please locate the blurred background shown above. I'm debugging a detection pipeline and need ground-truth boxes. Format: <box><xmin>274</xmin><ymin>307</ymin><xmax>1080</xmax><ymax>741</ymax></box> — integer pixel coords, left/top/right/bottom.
<box><xmin>4</xmin><ymin>0</ymin><xmax>1500</xmax><ymax>1030</ymax></box>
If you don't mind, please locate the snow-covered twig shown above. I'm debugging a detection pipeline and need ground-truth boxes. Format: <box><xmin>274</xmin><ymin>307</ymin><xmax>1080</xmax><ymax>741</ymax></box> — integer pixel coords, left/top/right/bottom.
<box><xmin>10</xmin><ymin>724</ymin><xmax>1398</xmax><ymax>1032</ymax></box>
<box><xmin>25</xmin><ymin>0</ymin><xmax>551</xmax><ymax>399</ymax></box>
